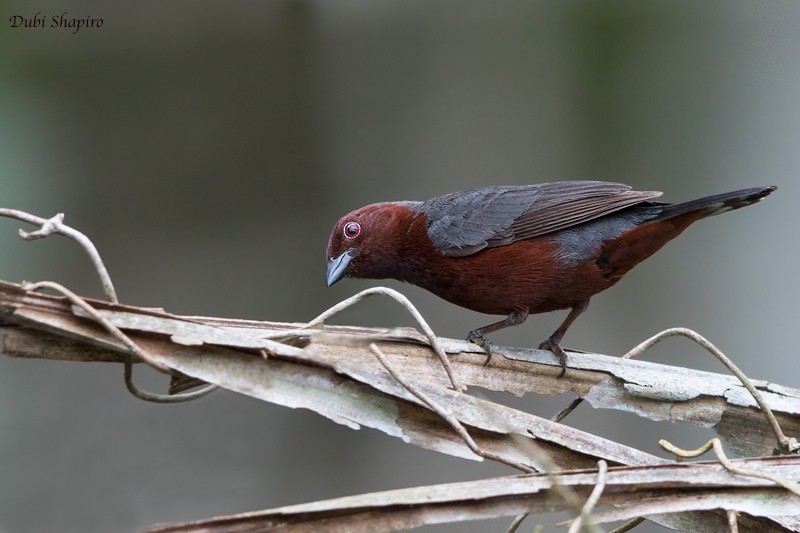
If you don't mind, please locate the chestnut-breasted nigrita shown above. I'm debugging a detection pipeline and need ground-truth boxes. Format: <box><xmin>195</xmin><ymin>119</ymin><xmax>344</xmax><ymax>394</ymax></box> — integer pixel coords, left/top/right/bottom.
<box><xmin>326</xmin><ymin>181</ymin><xmax>776</xmax><ymax>375</ymax></box>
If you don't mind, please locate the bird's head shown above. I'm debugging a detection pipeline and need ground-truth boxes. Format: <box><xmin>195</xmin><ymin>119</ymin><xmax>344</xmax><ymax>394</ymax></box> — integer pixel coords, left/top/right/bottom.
<box><xmin>325</xmin><ymin>201</ymin><xmax>421</xmax><ymax>286</ymax></box>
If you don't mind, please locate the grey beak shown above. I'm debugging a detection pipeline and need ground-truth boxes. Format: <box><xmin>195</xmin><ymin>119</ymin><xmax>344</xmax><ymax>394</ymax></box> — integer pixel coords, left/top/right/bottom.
<box><xmin>326</xmin><ymin>249</ymin><xmax>354</xmax><ymax>286</ymax></box>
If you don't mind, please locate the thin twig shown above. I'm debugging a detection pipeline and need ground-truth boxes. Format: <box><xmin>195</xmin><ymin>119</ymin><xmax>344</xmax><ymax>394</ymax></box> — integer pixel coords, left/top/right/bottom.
<box><xmin>551</xmin><ymin>397</ymin><xmax>584</xmax><ymax>423</ymax></box>
<box><xmin>727</xmin><ymin>510</ymin><xmax>739</xmax><ymax>533</ymax></box>
<box><xmin>0</xmin><ymin>209</ymin><xmax>118</xmax><ymax>303</ymax></box>
<box><xmin>310</xmin><ymin>287</ymin><xmax>463</xmax><ymax>391</ymax></box>
<box><xmin>627</xmin><ymin>327</ymin><xmax>796</xmax><ymax>454</ymax></box>
<box><xmin>24</xmin><ymin>281</ymin><xmax>168</xmax><ymax>371</ymax></box>
<box><xmin>368</xmin><ymin>343</ymin><xmax>527</xmax><ymax>471</ymax></box>
<box><xmin>22</xmin><ymin>281</ymin><xmax>218</xmax><ymax>402</ymax></box>
<box><xmin>659</xmin><ymin>437</ymin><xmax>800</xmax><ymax>498</ymax></box>
<box><xmin>567</xmin><ymin>460</ymin><xmax>608</xmax><ymax>533</ymax></box>
<box><xmin>124</xmin><ymin>359</ymin><xmax>218</xmax><ymax>403</ymax></box>
<box><xmin>608</xmin><ymin>517</ymin><xmax>645</xmax><ymax>533</ymax></box>
<box><xmin>505</xmin><ymin>513</ymin><xmax>528</xmax><ymax>533</ymax></box>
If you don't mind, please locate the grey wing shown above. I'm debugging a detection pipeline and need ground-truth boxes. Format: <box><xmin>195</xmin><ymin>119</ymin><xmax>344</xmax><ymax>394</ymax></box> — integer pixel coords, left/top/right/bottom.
<box><xmin>419</xmin><ymin>181</ymin><xmax>662</xmax><ymax>257</ymax></box>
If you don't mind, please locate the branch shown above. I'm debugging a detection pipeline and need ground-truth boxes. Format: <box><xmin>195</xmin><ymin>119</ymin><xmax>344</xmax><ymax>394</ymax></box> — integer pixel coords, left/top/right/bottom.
<box><xmin>147</xmin><ymin>457</ymin><xmax>800</xmax><ymax>533</ymax></box>
<box><xmin>1</xmin><ymin>281</ymin><xmax>796</xmax><ymax>459</ymax></box>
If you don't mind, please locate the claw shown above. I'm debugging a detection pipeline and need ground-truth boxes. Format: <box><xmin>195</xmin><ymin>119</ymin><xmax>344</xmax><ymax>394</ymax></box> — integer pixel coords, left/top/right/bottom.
<box><xmin>539</xmin><ymin>337</ymin><xmax>568</xmax><ymax>378</ymax></box>
<box><xmin>467</xmin><ymin>331</ymin><xmax>494</xmax><ymax>367</ymax></box>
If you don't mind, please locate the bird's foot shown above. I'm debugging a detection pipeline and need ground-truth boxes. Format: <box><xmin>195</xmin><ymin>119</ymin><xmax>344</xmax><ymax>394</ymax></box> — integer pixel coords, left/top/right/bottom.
<box><xmin>467</xmin><ymin>331</ymin><xmax>495</xmax><ymax>367</ymax></box>
<box><xmin>539</xmin><ymin>337</ymin><xmax>568</xmax><ymax>378</ymax></box>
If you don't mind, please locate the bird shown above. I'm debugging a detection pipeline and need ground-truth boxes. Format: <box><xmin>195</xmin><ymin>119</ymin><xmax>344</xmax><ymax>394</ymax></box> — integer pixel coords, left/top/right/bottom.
<box><xmin>325</xmin><ymin>181</ymin><xmax>776</xmax><ymax>375</ymax></box>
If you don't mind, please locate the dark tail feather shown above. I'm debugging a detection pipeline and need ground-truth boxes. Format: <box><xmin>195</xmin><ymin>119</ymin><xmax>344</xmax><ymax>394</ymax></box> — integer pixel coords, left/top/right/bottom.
<box><xmin>653</xmin><ymin>185</ymin><xmax>777</xmax><ymax>221</ymax></box>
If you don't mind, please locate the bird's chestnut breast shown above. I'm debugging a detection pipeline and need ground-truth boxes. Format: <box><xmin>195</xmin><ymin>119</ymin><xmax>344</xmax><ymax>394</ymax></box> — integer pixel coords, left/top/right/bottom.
<box><xmin>394</xmin><ymin>215</ymin><xmax>609</xmax><ymax>316</ymax></box>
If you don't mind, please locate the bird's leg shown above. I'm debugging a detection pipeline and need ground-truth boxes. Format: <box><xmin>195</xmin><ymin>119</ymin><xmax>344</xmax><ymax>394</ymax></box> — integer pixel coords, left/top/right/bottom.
<box><xmin>539</xmin><ymin>299</ymin><xmax>589</xmax><ymax>378</ymax></box>
<box><xmin>467</xmin><ymin>309</ymin><xmax>529</xmax><ymax>367</ymax></box>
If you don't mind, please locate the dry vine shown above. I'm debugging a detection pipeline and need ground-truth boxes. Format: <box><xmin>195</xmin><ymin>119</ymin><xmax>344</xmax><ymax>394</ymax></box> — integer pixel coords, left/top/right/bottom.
<box><xmin>549</xmin><ymin>327</ymin><xmax>797</xmax><ymax>457</ymax></box>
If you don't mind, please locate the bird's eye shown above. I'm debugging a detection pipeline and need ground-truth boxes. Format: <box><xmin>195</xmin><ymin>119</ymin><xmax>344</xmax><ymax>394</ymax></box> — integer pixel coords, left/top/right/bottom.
<box><xmin>343</xmin><ymin>221</ymin><xmax>361</xmax><ymax>239</ymax></box>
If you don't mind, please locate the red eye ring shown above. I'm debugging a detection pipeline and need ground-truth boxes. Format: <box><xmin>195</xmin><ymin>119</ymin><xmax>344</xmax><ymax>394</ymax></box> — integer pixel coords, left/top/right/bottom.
<box><xmin>343</xmin><ymin>221</ymin><xmax>361</xmax><ymax>239</ymax></box>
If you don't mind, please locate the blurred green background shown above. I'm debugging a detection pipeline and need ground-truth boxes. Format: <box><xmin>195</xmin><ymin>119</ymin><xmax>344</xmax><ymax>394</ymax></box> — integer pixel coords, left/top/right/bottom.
<box><xmin>1</xmin><ymin>1</ymin><xmax>798</xmax><ymax>532</ymax></box>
